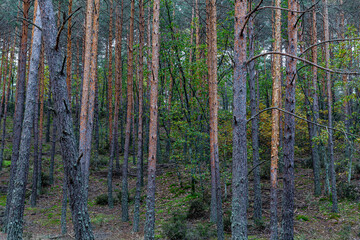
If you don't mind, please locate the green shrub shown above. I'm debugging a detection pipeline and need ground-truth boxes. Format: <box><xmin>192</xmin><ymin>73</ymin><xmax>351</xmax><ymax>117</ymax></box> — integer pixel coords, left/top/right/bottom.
<box><xmin>186</xmin><ymin>223</ymin><xmax>216</xmax><ymax>240</ymax></box>
<box><xmin>95</xmin><ymin>193</ymin><xmax>118</xmax><ymax>206</ymax></box>
<box><xmin>187</xmin><ymin>199</ymin><xmax>207</xmax><ymax>219</ymax></box>
<box><xmin>163</xmin><ymin>214</ymin><xmax>187</xmax><ymax>240</ymax></box>
<box><xmin>337</xmin><ymin>182</ymin><xmax>359</xmax><ymax>200</ymax></box>
<box><xmin>260</xmin><ymin>160</ymin><xmax>270</xmax><ymax>180</ymax></box>
<box><xmin>223</xmin><ymin>213</ymin><xmax>231</xmax><ymax>233</ymax></box>
<box><xmin>41</xmin><ymin>172</ymin><xmax>51</xmax><ymax>188</ymax></box>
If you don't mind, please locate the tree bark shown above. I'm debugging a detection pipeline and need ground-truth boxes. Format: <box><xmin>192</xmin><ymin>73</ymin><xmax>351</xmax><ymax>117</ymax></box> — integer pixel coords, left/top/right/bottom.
<box><xmin>66</xmin><ymin>0</ymin><xmax>73</xmax><ymax>100</ymax></box>
<box><xmin>108</xmin><ymin>0</ymin><xmax>124</xmax><ymax>209</ymax></box>
<box><xmin>311</xmin><ymin>0</ymin><xmax>321</xmax><ymax>196</ymax></box>
<box><xmin>205</xmin><ymin>0</ymin><xmax>224</xmax><ymax>239</ymax></box>
<box><xmin>248</xmin><ymin>1</ymin><xmax>262</xmax><ymax>223</ymax></box>
<box><xmin>79</xmin><ymin>0</ymin><xmax>100</xmax><ymax>199</ymax></box>
<box><xmin>231</xmin><ymin>1</ymin><xmax>248</xmax><ymax>239</ymax></box>
<box><xmin>133</xmin><ymin>0</ymin><xmax>145</xmax><ymax>230</ymax></box>
<box><xmin>0</xmin><ymin>35</ymin><xmax>14</xmax><ymax>171</ymax></box>
<box><xmin>108</xmin><ymin>0</ymin><xmax>114</xmax><ymax>143</ymax></box>
<box><xmin>5</xmin><ymin>0</ymin><xmax>30</xmax><ymax>227</ymax></box>
<box><xmin>6</xmin><ymin>4</ymin><xmax>42</xmax><ymax>237</ymax></box>
<box><xmin>322</xmin><ymin>0</ymin><xmax>338</xmax><ymax>213</ymax></box>
<box><xmin>122</xmin><ymin>0</ymin><xmax>135</xmax><ymax>222</ymax></box>
<box><xmin>270</xmin><ymin>0</ymin><xmax>281</xmax><ymax>239</ymax></box>
<box><xmin>38</xmin><ymin>0</ymin><xmax>94</xmax><ymax>238</ymax></box>
<box><xmin>144</xmin><ymin>0</ymin><xmax>160</xmax><ymax>238</ymax></box>
<box><xmin>281</xmin><ymin>1</ymin><xmax>298</xmax><ymax>239</ymax></box>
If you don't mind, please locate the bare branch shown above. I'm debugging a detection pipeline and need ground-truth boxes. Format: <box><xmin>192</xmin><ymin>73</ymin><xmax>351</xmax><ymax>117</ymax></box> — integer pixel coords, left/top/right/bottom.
<box><xmin>246</xmin><ymin>51</ymin><xmax>360</xmax><ymax>75</ymax></box>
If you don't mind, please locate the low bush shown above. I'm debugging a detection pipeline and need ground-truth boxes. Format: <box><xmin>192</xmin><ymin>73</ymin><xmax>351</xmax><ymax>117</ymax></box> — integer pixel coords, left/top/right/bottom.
<box><xmin>187</xmin><ymin>199</ymin><xmax>207</xmax><ymax>219</ymax></box>
<box><xmin>337</xmin><ymin>182</ymin><xmax>359</xmax><ymax>201</ymax></box>
<box><xmin>163</xmin><ymin>214</ymin><xmax>187</xmax><ymax>240</ymax></box>
<box><xmin>186</xmin><ymin>223</ymin><xmax>216</xmax><ymax>240</ymax></box>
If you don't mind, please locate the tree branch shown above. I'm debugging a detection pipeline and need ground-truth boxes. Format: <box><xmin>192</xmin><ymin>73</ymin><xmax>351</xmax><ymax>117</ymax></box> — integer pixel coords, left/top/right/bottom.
<box><xmin>247</xmin><ymin>107</ymin><xmax>359</xmax><ymax>138</ymax></box>
<box><xmin>246</xmin><ymin>51</ymin><xmax>360</xmax><ymax>75</ymax></box>
<box><xmin>299</xmin><ymin>37</ymin><xmax>360</xmax><ymax>57</ymax></box>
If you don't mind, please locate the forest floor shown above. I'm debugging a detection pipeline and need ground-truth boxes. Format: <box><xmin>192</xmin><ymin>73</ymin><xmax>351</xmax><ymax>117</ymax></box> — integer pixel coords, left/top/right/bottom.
<box><xmin>1</xmin><ymin>151</ymin><xmax>360</xmax><ymax>240</ymax></box>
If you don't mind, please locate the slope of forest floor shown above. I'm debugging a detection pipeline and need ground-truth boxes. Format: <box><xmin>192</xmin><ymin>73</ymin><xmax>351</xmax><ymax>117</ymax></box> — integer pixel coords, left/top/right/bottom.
<box><xmin>1</xmin><ymin>151</ymin><xmax>360</xmax><ymax>240</ymax></box>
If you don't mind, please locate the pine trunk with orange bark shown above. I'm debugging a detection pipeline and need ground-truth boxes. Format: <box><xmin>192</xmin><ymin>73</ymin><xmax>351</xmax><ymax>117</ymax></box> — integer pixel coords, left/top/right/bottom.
<box><xmin>144</xmin><ymin>0</ymin><xmax>160</xmax><ymax>238</ymax></box>
<box><xmin>270</xmin><ymin>0</ymin><xmax>281</xmax><ymax>238</ymax></box>
<box><xmin>122</xmin><ymin>0</ymin><xmax>135</xmax><ymax>222</ymax></box>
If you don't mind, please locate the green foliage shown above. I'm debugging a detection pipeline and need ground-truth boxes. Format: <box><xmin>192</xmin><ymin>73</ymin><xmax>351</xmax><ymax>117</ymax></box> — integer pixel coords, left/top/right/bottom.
<box><xmin>163</xmin><ymin>212</ymin><xmax>216</xmax><ymax>240</ymax></box>
<box><xmin>0</xmin><ymin>195</ymin><xmax>6</xmax><ymax>206</ymax></box>
<box><xmin>337</xmin><ymin>182</ymin><xmax>359</xmax><ymax>201</ymax></box>
<box><xmin>186</xmin><ymin>223</ymin><xmax>217</xmax><ymax>240</ymax></box>
<box><xmin>41</xmin><ymin>172</ymin><xmax>51</xmax><ymax>188</ymax></box>
<box><xmin>187</xmin><ymin>199</ymin><xmax>207</xmax><ymax>219</ymax></box>
<box><xmin>95</xmin><ymin>193</ymin><xmax>119</xmax><ymax>206</ymax></box>
<box><xmin>296</xmin><ymin>215</ymin><xmax>310</xmax><ymax>222</ymax></box>
<box><xmin>163</xmin><ymin>213</ymin><xmax>187</xmax><ymax>240</ymax></box>
<box><xmin>3</xmin><ymin>160</ymin><xmax>11</xmax><ymax>168</ymax></box>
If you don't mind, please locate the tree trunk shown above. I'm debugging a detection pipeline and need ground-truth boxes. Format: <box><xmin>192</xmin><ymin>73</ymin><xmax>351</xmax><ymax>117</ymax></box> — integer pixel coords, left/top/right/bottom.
<box><xmin>108</xmin><ymin>0</ymin><xmax>114</xmax><ymax>144</ymax></box>
<box><xmin>205</xmin><ymin>0</ymin><xmax>224</xmax><ymax>239</ymax></box>
<box><xmin>144</xmin><ymin>0</ymin><xmax>160</xmax><ymax>238</ymax></box>
<box><xmin>108</xmin><ymin>0</ymin><xmax>124</xmax><ymax>209</ymax></box>
<box><xmin>6</xmin><ymin>4</ymin><xmax>42</xmax><ymax>237</ymax></box>
<box><xmin>248</xmin><ymin>2</ymin><xmax>262</xmax><ymax>223</ymax></box>
<box><xmin>0</xmin><ymin>32</ymin><xmax>15</xmax><ymax>171</ymax></box>
<box><xmin>231</xmin><ymin>1</ymin><xmax>248</xmax><ymax>239</ymax></box>
<box><xmin>270</xmin><ymin>0</ymin><xmax>281</xmax><ymax>238</ymax></box>
<box><xmin>37</xmin><ymin>43</ymin><xmax>45</xmax><ymax>195</ymax></box>
<box><xmin>5</xmin><ymin>0</ymin><xmax>30</xmax><ymax>228</ymax></box>
<box><xmin>38</xmin><ymin>0</ymin><xmax>94</xmax><ymax>238</ymax></box>
<box><xmin>282</xmin><ymin>1</ymin><xmax>298</xmax><ymax>239</ymax></box>
<box><xmin>322</xmin><ymin>0</ymin><xmax>338</xmax><ymax>213</ymax></box>
<box><xmin>49</xmin><ymin>113</ymin><xmax>57</xmax><ymax>185</ymax></box>
<box><xmin>311</xmin><ymin>0</ymin><xmax>321</xmax><ymax>196</ymax></box>
<box><xmin>133</xmin><ymin>0</ymin><xmax>145</xmax><ymax>231</ymax></box>
<box><xmin>79</xmin><ymin>0</ymin><xmax>100</xmax><ymax>199</ymax></box>
<box><xmin>66</xmin><ymin>0</ymin><xmax>73</xmax><ymax>100</ymax></box>
<box><xmin>122</xmin><ymin>0</ymin><xmax>135</xmax><ymax>222</ymax></box>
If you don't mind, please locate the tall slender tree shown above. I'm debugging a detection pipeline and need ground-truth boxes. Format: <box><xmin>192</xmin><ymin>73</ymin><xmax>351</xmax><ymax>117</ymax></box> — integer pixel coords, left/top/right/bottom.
<box><xmin>133</xmin><ymin>0</ymin><xmax>145</xmax><ymax>232</ymax></box>
<box><xmin>6</xmin><ymin>3</ymin><xmax>42</xmax><ymax>237</ymax></box>
<box><xmin>122</xmin><ymin>0</ymin><xmax>135</xmax><ymax>222</ymax></box>
<box><xmin>66</xmin><ymin>0</ymin><xmax>73</xmax><ymax>100</ymax></box>
<box><xmin>270</xmin><ymin>0</ymin><xmax>281</xmax><ymax>238</ymax></box>
<box><xmin>144</xmin><ymin>0</ymin><xmax>160</xmax><ymax>237</ymax></box>
<box><xmin>248</xmin><ymin>1</ymin><xmax>261</xmax><ymax>223</ymax></box>
<box><xmin>322</xmin><ymin>0</ymin><xmax>338</xmax><ymax>213</ymax></box>
<box><xmin>232</xmin><ymin>0</ymin><xmax>248</xmax><ymax>239</ymax></box>
<box><xmin>79</xmin><ymin>0</ymin><xmax>100</xmax><ymax>199</ymax></box>
<box><xmin>205</xmin><ymin>0</ymin><xmax>224</xmax><ymax>238</ymax></box>
<box><xmin>5</xmin><ymin>0</ymin><xmax>31</xmax><ymax>227</ymax></box>
<box><xmin>282</xmin><ymin>0</ymin><xmax>298</xmax><ymax>238</ymax></box>
<box><xmin>311</xmin><ymin>0</ymin><xmax>321</xmax><ymax>196</ymax></box>
<box><xmin>38</xmin><ymin>0</ymin><xmax>94</xmax><ymax>238</ymax></box>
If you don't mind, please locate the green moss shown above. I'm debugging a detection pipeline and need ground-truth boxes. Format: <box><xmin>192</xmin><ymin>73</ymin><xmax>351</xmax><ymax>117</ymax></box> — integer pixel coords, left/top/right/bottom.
<box><xmin>3</xmin><ymin>160</ymin><xmax>11</xmax><ymax>168</ymax></box>
<box><xmin>328</xmin><ymin>213</ymin><xmax>341</xmax><ymax>220</ymax></box>
<box><xmin>0</xmin><ymin>195</ymin><xmax>6</xmax><ymax>206</ymax></box>
<box><xmin>296</xmin><ymin>215</ymin><xmax>310</xmax><ymax>221</ymax></box>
